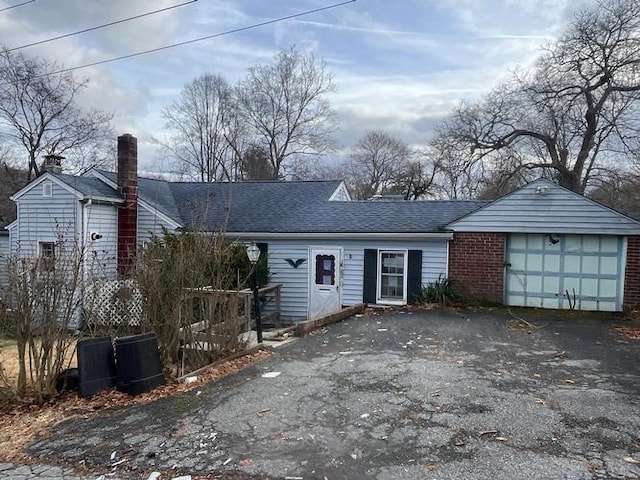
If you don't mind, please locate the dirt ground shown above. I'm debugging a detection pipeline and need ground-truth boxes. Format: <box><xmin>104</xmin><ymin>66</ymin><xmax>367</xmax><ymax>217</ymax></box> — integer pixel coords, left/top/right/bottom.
<box><xmin>0</xmin><ymin>338</ymin><xmax>77</xmax><ymax>384</ymax></box>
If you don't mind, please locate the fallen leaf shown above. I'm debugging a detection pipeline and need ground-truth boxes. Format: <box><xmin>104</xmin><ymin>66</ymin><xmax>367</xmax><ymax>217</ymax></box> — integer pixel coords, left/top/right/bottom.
<box><xmin>422</xmin><ymin>462</ymin><xmax>437</xmax><ymax>472</ymax></box>
<box><xmin>495</xmin><ymin>436</ymin><xmax>508</xmax><ymax>442</ymax></box>
<box><xmin>623</xmin><ymin>456</ymin><xmax>640</xmax><ymax>464</ymax></box>
<box><xmin>563</xmin><ymin>379</ymin><xmax>576</xmax><ymax>384</ymax></box>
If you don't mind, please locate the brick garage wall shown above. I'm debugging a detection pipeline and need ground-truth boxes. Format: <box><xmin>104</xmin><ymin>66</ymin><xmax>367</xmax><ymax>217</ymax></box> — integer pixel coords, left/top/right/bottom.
<box><xmin>624</xmin><ymin>235</ymin><xmax>640</xmax><ymax>309</ymax></box>
<box><xmin>448</xmin><ymin>232</ymin><xmax>505</xmax><ymax>303</ymax></box>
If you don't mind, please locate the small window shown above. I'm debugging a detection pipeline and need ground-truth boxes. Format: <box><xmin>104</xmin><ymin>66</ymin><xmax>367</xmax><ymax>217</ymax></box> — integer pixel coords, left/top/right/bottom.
<box><xmin>39</xmin><ymin>242</ymin><xmax>55</xmax><ymax>270</ymax></box>
<box><xmin>315</xmin><ymin>254</ymin><xmax>335</xmax><ymax>285</ymax></box>
<box><xmin>377</xmin><ymin>250</ymin><xmax>407</xmax><ymax>303</ymax></box>
<box><xmin>42</xmin><ymin>180</ymin><xmax>52</xmax><ymax>197</ymax></box>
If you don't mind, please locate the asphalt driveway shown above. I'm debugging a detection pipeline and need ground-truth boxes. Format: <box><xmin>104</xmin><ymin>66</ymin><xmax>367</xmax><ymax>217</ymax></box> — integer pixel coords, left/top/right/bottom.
<box><xmin>26</xmin><ymin>308</ymin><xmax>640</xmax><ymax>479</ymax></box>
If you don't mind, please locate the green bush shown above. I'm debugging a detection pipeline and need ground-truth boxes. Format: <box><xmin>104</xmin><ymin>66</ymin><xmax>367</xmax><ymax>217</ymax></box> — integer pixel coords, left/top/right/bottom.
<box><xmin>416</xmin><ymin>275</ymin><xmax>459</xmax><ymax>306</ymax></box>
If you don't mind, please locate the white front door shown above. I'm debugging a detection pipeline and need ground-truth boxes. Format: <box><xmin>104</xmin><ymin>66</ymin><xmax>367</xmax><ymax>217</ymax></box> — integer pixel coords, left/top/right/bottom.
<box><xmin>308</xmin><ymin>248</ymin><xmax>342</xmax><ymax>320</ymax></box>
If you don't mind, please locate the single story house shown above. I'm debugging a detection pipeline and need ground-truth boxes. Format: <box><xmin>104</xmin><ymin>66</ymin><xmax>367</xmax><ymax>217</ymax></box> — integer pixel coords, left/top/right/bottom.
<box><xmin>3</xmin><ymin>133</ymin><xmax>640</xmax><ymax>322</ymax></box>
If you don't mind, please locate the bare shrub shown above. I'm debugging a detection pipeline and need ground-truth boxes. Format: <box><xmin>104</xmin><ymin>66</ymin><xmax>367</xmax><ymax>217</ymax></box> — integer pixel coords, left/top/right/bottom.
<box><xmin>135</xmin><ymin>230</ymin><xmax>258</xmax><ymax>376</ymax></box>
<box><xmin>0</xmin><ymin>235</ymin><xmax>86</xmax><ymax>404</ymax></box>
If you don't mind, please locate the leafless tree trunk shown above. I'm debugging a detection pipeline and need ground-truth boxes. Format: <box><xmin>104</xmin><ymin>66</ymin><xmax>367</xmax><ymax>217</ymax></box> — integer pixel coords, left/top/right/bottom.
<box><xmin>347</xmin><ymin>130</ymin><xmax>414</xmax><ymax>199</ymax></box>
<box><xmin>161</xmin><ymin>73</ymin><xmax>241</xmax><ymax>182</ymax></box>
<box><xmin>237</xmin><ymin>46</ymin><xmax>335</xmax><ymax>179</ymax></box>
<box><xmin>433</xmin><ymin>0</ymin><xmax>640</xmax><ymax>194</ymax></box>
<box><xmin>0</xmin><ymin>48</ymin><xmax>114</xmax><ymax>180</ymax></box>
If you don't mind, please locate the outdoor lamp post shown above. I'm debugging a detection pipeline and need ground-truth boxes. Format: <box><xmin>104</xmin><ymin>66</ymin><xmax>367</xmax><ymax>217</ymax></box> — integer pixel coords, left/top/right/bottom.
<box><xmin>246</xmin><ymin>242</ymin><xmax>263</xmax><ymax>343</ymax></box>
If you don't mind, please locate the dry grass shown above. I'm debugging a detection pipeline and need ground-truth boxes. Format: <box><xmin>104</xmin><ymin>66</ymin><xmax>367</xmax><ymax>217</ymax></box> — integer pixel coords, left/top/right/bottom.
<box><xmin>0</xmin><ymin>337</ymin><xmax>77</xmax><ymax>384</ymax></box>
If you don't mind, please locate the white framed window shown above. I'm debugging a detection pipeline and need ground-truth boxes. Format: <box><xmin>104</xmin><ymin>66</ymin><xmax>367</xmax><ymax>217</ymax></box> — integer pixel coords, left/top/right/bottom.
<box><xmin>42</xmin><ymin>180</ymin><xmax>52</xmax><ymax>197</ymax></box>
<box><xmin>377</xmin><ymin>250</ymin><xmax>407</xmax><ymax>304</ymax></box>
<box><xmin>39</xmin><ymin>241</ymin><xmax>56</xmax><ymax>270</ymax></box>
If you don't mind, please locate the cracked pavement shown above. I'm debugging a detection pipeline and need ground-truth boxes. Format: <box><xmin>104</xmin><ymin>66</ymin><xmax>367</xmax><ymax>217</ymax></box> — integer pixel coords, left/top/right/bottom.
<box><xmin>12</xmin><ymin>308</ymin><xmax>640</xmax><ymax>479</ymax></box>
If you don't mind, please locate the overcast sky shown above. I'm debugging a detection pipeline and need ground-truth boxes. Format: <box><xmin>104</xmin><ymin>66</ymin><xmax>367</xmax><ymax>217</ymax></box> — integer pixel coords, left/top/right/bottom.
<box><xmin>0</xmin><ymin>0</ymin><xmax>586</xmax><ymax>174</ymax></box>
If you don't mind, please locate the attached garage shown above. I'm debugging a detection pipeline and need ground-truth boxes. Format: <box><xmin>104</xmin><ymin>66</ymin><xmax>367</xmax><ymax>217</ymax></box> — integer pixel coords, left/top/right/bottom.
<box><xmin>447</xmin><ymin>179</ymin><xmax>640</xmax><ymax>312</ymax></box>
<box><xmin>505</xmin><ymin>233</ymin><xmax>624</xmax><ymax>311</ymax></box>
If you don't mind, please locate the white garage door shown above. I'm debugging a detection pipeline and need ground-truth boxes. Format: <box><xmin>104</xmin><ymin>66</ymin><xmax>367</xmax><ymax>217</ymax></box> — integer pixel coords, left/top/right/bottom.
<box><xmin>505</xmin><ymin>234</ymin><xmax>625</xmax><ymax>312</ymax></box>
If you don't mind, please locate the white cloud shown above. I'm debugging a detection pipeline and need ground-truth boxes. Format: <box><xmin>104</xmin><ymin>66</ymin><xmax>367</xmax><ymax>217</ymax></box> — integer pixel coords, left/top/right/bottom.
<box><xmin>0</xmin><ymin>0</ymin><xmax>584</xmax><ymax>175</ymax></box>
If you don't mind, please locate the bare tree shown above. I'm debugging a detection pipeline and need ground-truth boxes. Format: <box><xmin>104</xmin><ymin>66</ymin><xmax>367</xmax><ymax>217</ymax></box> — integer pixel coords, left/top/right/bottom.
<box><xmin>161</xmin><ymin>73</ymin><xmax>241</xmax><ymax>182</ymax></box>
<box><xmin>237</xmin><ymin>46</ymin><xmax>335</xmax><ymax>179</ymax></box>
<box><xmin>347</xmin><ymin>131</ymin><xmax>413</xmax><ymax>199</ymax></box>
<box><xmin>434</xmin><ymin>0</ymin><xmax>640</xmax><ymax>194</ymax></box>
<box><xmin>0</xmin><ymin>49</ymin><xmax>114</xmax><ymax>180</ymax></box>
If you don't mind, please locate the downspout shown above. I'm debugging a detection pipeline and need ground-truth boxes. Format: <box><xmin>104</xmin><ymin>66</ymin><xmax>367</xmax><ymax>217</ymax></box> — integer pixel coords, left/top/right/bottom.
<box><xmin>80</xmin><ymin>198</ymin><xmax>92</xmax><ymax>331</ymax></box>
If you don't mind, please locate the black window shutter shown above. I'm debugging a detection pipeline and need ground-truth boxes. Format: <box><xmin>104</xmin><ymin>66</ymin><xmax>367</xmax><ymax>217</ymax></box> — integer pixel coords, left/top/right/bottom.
<box><xmin>407</xmin><ymin>249</ymin><xmax>423</xmax><ymax>304</ymax></box>
<box><xmin>363</xmin><ymin>249</ymin><xmax>378</xmax><ymax>304</ymax></box>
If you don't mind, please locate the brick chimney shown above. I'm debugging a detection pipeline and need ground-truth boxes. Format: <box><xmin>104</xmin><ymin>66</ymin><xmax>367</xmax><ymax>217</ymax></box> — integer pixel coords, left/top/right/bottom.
<box><xmin>117</xmin><ymin>133</ymin><xmax>138</xmax><ymax>277</ymax></box>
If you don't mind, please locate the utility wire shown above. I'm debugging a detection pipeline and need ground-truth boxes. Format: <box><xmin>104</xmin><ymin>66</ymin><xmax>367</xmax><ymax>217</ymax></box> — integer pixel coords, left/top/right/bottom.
<box><xmin>7</xmin><ymin>0</ymin><xmax>198</xmax><ymax>52</ymax></box>
<box><xmin>0</xmin><ymin>0</ymin><xmax>35</xmax><ymax>13</ymax></box>
<box><xmin>38</xmin><ymin>0</ymin><xmax>357</xmax><ymax>77</ymax></box>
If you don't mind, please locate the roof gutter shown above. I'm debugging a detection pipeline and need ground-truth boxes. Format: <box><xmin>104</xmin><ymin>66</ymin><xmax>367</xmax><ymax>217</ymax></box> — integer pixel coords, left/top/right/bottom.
<box><xmin>225</xmin><ymin>231</ymin><xmax>454</xmax><ymax>240</ymax></box>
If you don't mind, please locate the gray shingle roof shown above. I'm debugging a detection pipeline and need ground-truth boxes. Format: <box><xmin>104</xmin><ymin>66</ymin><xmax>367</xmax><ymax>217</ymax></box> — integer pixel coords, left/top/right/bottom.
<box><xmin>168</xmin><ymin>180</ymin><xmax>485</xmax><ymax>233</ymax></box>
<box><xmin>96</xmin><ymin>170</ymin><xmax>182</xmax><ymax>221</ymax></box>
<box><xmin>87</xmin><ymin>171</ymin><xmax>487</xmax><ymax>234</ymax></box>
<box><xmin>55</xmin><ymin>174</ymin><xmax>121</xmax><ymax>200</ymax></box>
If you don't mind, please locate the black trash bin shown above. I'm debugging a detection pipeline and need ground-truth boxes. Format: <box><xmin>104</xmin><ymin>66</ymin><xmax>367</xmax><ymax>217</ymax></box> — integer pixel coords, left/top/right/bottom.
<box><xmin>115</xmin><ymin>333</ymin><xmax>165</xmax><ymax>395</ymax></box>
<box><xmin>77</xmin><ymin>336</ymin><xmax>116</xmax><ymax>398</ymax></box>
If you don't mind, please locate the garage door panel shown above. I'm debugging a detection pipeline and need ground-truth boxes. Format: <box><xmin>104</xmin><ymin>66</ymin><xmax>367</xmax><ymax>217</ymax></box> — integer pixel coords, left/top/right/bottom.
<box><xmin>510</xmin><ymin>234</ymin><xmax>527</xmax><ymax>249</ymax></box>
<box><xmin>527</xmin><ymin>235</ymin><xmax>544</xmax><ymax>249</ymax></box>
<box><xmin>581</xmin><ymin>278</ymin><xmax>598</xmax><ymax>296</ymax></box>
<box><xmin>544</xmin><ymin>254</ymin><xmax>560</xmax><ymax>271</ymax></box>
<box><xmin>525</xmin><ymin>296</ymin><xmax>542</xmax><ymax>307</ymax></box>
<box><xmin>565</xmin><ymin>255</ymin><xmax>581</xmax><ymax>273</ymax></box>
<box><xmin>528</xmin><ymin>254</ymin><xmax>543</xmax><ymax>271</ymax></box>
<box><xmin>601</xmin><ymin>236</ymin><xmax>618</xmax><ymax>252</ymax></box>
<box><xmin>509</xmin><ymin>295</ymin><xmax>525</xmax><ymax>306</ymax></box>
<box><xmin>601</xmin><ymin>259</ymin><xmax>617</xmax><ymax>275</ymax></box>
<box><xmin>506</xmin><ymin>234</ymin><xmax>623</xmax><ymax>312</ymax></box>
<box><xmin>543</xmin><ymin>276</ymin><xmax>559</xmax><ymax>293</ymax></box>
<box><xmin>600</xmin><ymin>279</ymin><xmax>617</xmax><ymax>297</ymax></box>
<box><xmin>510</xmin><ymin>253</ymin><xmax>526</xmax><ymax>269</ymax></box>
<box><xmin>507</xmin><ymin>273</ymin><xmax>525</xmax><ymax>293</ymax></box>
<box><xmin>583</xmin><ymin>236</ymin><xmax>600</xmax><ymax>252</ymax></box>
<box><xmin>565</xmin><ymin>235</ymin><xmax>581</xmax><ymax>252</ymax></box>
<box><xmin>582</xmin><ymin>256</ymin><xmax>598</xmax><ymax>274</ymax></box>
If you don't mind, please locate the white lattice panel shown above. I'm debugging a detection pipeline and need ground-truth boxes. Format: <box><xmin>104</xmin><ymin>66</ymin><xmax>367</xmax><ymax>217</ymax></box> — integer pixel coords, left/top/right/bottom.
<box><xmin>85</xmin><ymin>279</ymin><xmax>143</xmax><ymax>326</ymax></box>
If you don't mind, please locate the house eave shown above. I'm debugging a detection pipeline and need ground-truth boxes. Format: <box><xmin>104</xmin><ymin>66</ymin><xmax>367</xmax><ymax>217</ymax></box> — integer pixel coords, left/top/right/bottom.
<box><xmin>224</xmin><ymin>231</ymin><xmax>454</xmax><ymax>240</ymax></box>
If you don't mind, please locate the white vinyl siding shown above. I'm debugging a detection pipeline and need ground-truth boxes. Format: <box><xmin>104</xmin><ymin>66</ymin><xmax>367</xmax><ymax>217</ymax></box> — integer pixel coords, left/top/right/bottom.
<box><xmin>138</xmin><ymin>205</ymin><xmax>176</xmax><ymax>244</ymax></box>
<box><xmin>14</xmin><ymin>182</ymin><xmax>81</xmax><ymax>257</ymax></box>
<box><xmin>449</xmin><ymin>180</ymin><xmax>640</xmax><ymax>235</ymax></box>
<box><xmin>0</xmin><ymin>233</ymin><xmax>9</xmax><ymax>287</ymax></box>
<box><xmin>256</xmin><ymin>238</ymin><xmax>449</xmax><ymax>322</ymax></box>
<box><xmin>85</xmin><ymin>202</ymin><xmax>118</xmax><ymax>278</ymax></box>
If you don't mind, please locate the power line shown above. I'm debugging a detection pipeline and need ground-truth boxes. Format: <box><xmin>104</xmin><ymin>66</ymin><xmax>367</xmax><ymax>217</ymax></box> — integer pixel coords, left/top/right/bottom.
<box><xmin>0</xmin><ymin>0</ymin><xmax>35</xmax><ymax>13</ymax></box>
<box><xmin>38</xmin><ymin>0</ymin><xmax>357</xmax><ymax>77</ymax></box>
<box><xmin>7</xmin><ymin>0</ymin><xmax>198</xmax><ymax>52</ymax></box>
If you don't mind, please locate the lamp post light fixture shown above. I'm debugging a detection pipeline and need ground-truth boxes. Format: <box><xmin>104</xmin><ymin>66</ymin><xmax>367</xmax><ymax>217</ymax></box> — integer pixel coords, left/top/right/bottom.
<box><xmin>246</xmin><ymin>242</ymin><xmax>263</xmax><ymax>343</ymax></box>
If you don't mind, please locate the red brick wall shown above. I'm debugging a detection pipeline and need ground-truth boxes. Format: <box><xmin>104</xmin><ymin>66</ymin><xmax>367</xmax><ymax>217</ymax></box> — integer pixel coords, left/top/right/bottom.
<box><xmin>624</xmin><ymin>236</ymin><xmax>640</xmax><ymax>309</ymax></box>
<box><xmin>448</xmin><ymin>232</ymin><xmax>505</xmax><ymax>303</ymax></box>
<box><xmin>117</xmin><ymin>134</ymin><xmax>138</xmax><ymax>277</ymax></box>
